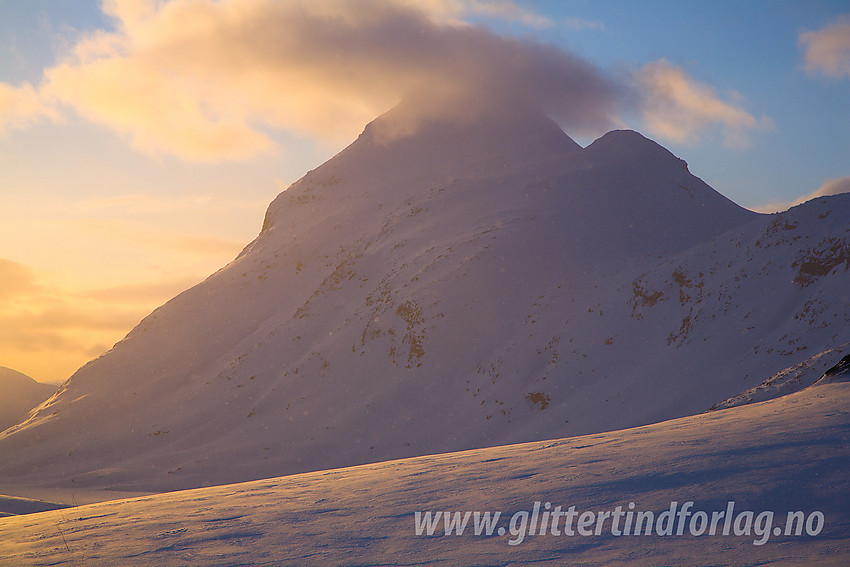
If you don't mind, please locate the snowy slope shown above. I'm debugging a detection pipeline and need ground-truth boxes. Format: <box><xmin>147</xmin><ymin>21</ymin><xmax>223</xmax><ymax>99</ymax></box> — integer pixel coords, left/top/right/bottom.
<box><xmin>0</xmin><ymin>368</ymin><xmax>56</xmax><ymax>433</ymax></box>
<box><xmin>1</xmin><ymin>101</ymin><xmax>847</xmax><ymax>493</ymax></box>
<box><xmin>609</xmin><ymin>193</ymin><xmax>850</xmax><ymax>418</ymax></box>
<box><xmin>0</xmin><ymin>495</ymin><xmax>67</xmax><ymax>518</ymax></box>
<box><xmin>1</xmin><ymin>380</ymin><xmax>848</xmax><ymax>566</ymax></box>
<box><xmin>711</xmin><ymin>343</ymin><xmax>849</xmax><ymax>410</ymax></box>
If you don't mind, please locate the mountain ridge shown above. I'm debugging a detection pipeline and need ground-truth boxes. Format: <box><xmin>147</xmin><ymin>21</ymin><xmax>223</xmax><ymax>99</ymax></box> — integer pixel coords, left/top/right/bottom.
<box><xmin>0</xmin><ymin>103</ymin><xmax>846</xmax><ymax>492</ymax></box>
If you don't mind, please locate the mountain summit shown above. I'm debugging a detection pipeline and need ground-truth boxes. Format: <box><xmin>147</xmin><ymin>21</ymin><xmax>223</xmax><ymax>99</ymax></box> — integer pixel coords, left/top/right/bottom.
<box><xmin>1</xmin><ymin>103</ymin><xmax>847</xmax><ymax>492</ymax></box>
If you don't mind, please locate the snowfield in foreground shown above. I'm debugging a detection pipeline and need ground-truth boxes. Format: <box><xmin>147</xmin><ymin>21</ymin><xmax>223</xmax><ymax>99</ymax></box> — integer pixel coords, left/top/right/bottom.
<box><xmin>2</xmin><ymin>380</ymin><xmax>848</xmax><ymax>566</ymax></box>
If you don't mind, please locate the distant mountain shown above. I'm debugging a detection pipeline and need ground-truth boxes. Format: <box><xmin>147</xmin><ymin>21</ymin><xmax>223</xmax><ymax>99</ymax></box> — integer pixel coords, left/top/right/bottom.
<box><xmin>0</xmin><ymin>101</ymin><xmax>846</xmax><ymax>492</ymax></box>
<box><xmin>0</xmin><ymin>367</ymin><xmax>56</xmax><ymax>433</ymax></box>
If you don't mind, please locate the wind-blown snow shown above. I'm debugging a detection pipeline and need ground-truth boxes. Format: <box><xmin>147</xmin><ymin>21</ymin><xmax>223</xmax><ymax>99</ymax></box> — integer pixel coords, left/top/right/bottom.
<box><xmin>1</xmin><ymin>381</ymin><xmax>848</xmax><ymax>566</ymax></box>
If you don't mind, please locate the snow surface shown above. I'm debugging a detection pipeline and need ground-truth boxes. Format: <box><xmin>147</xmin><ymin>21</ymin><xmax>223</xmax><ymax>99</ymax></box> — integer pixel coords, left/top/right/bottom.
<box><xmin>1</xmin><ymin>380</ymin><xmax>848</xmax><ymax>566</ymax></box>
<box><xmin>0</xmin><ymin>101</ymin><xmax>848</xmax><ymax>492</ymax></box>
<box><xmin>711</xmin><ymin>343</ymin><xmax>848</xmax><ymax>410</ymax></box>
<box><xmin>0</xmin><ymin>495</ymin><xmax>67</xmax><ymax>518</ymax></box>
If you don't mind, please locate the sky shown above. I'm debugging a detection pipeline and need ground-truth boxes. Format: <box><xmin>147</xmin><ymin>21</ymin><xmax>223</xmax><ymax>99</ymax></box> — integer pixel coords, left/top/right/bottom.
<box><xmin>1</xmin><ymin>0</ymin><xmax>848</xmax><ymax>384</ymax></box>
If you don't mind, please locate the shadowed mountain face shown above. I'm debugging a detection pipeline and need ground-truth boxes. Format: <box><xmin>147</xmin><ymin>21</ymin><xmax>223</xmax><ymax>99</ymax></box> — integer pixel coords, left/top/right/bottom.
<box><xmin>1</xmin><ymin>101</ymin><xmax>847</xmax><ymax>492</ymax></box>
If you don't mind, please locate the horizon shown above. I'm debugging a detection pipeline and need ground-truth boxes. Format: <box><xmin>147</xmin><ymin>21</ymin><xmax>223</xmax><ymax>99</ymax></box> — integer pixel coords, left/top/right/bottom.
<box><xmin>1</xmin><ymin>0</ymin><xmax>848</xmax><ymax>384</ymax></box>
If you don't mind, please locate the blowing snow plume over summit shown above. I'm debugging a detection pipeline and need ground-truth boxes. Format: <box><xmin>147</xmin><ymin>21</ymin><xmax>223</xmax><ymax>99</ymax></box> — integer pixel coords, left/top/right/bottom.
<box><xmin>27</xmin><ymin>0</ymin><xmax>629</xmax><ymax>159</ymax></box>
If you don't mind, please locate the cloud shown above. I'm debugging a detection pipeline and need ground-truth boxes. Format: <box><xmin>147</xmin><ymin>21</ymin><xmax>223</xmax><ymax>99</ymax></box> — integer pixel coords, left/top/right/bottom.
<box><xmin>59</xmin><ymin>217</ymin><xmax>246</xmax><ymax>257</ymax></box>
<box><xmin>0</xmin><ymin>259</ymin><xmax>139</xmax><ymax>338</ymax></box>
<box><xmin>73</xmin><ymin>193</ymin><xmax>265</xmax><ymax>220</ymax></box>
<box><xmin>752</xmin><ymin>176</ymin><xmax>850</xmax><ymax>213</ymax></box>
<box><xmin>0</xmin><ymin>259</ymin><xmax>41</xmax><ymax>300</ymax></box>
<box><xmin>799</xmin><ymin>14</ymin><xmax>850</xmax><ymax>78</ymax></box>
<box><xmin>635</xmin><ymin>59</ymin><xmax>772</xmax><ymax>148</ymax></box>
<box><xmin>1</xmin><ymin>0</ymin><xmax>626</xmax><ymax>161</ymax></box>
<box><xmin>809</xmin><ymin>176</ymin><xmax>850</xmax><ymax>199</ymax></box>
<box><xmin>423</xmin><ymin>0</ymin><xmax>555</xmax><ymax>28</ymax></box>
<box><xmin>561</xmin><ymin>17</ymin><xmax>606</xmax><ymax>32</ymax></box>
<box><xmin>43</xmin><ymin>52</ymin><xmax>275</xmax><ymax>160</ymax></box>
<box><xmin>81</xmin><ymin>278</ymin><xmax>205</xmax><ymax>303</ymax></box>
<box><xmin>786</xmin><ymin>176</ymin><xmax>850</xmax><ymax>209</ymax></box>
<box><xmin>0</xmin><ymin>81</ymin><xmax>62</xmax><ymax>131</ymax></box>
<box><xmin>0</xmin><ymin>256</ymin><xmax>203</xmax><ymax>383</ymax></box>
<box><xmin>0</xmin><ymin>258</ymin><xmax>131</xmax><ymax>380</ymax></box>
<box><xmin>75</xmin><ymin>194</ymin><xmax>212</xmax><ymax>216</ymax></box>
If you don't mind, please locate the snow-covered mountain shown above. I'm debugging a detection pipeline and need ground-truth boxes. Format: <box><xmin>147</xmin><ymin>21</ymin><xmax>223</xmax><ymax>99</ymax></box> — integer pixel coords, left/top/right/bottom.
<box><xmin>0</xmin><ymin>367</ymin><xmax>56</xmax><ymax>433</ymax></box>
<box><xmin>2</xmin><ymin>379</ymin><xmax>848</xmax><ymax>566</ymax></box>
<box><xmin>1</xmin><ymin>101</ymin><xmax>847</xmax><ymax>492</ymax></box>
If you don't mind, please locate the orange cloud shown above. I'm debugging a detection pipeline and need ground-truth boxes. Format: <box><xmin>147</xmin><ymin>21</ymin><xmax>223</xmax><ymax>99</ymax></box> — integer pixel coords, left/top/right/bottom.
<box><xmin>0</xmin><ymin>259</ymin><xmax>127</xmax><ymax>381</ymax></box>
<box><xmin>1</xmin><ymin>185</ymin><xmax>260</xmax><ymax>289</ymax></box>
<box><xmin>0</xmin><ymin>259</ymin><xmax>40</xmax><ymax>300</ymax></box>
<box><xmin>0</xmin><ymin>257</ymin><xmax>203</xmax><ymax>384</ymax></box>
<box><xmin>810</xmin><ymin>176</ymin><xmax>850</xmax><ymax>198</ymax></box>
<box><xmin>1</xmin><ymin>0</ymin><xmax>625</xmax><ymax>161</ymax></box>
<box><xmin>57</xmin><ymin>217</ymin><xmax>246</xmax><ymax>258</ymax></box>
<box><xmin>799</xmin><ymin>14</ymin><xmax>850</xmax><ymax>78</ymax></box>
<box><xmin>80</xmin><ymin>278</ymin><xmax>205</xmax><ymax>303</ymax></box>
<box><xmin>752</xmin><ymin>176</ymin><xmax>850</xmax><ymax>213</ymax></box>
<box><xmin>635</xmin><ymin>59</ymin><xmax>772</xmax><ymax>148</ymax></box>
<box><xmin>43</xmin><ymin>53</ymin><xmax>274</xmax><ymax>160</ymax></box>
<box><xmin>0</xmin><ymin>82</ymin><xmax>62</xmax><ymax>131</ymax></box>
<box><xmin>0</xmin><ymin>192</ymin><xmax>251</xmax><ymax>383</ymax></box>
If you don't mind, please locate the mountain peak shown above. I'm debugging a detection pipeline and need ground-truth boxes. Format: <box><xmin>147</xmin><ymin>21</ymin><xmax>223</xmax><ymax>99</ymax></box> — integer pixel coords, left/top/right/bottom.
<box><xmin>585</xmin><ymin>129</ymin><xmax>690</xmax><ymax>171</ymax></box>
<box><xmin>11</xmin><ymin>101</ymin><xmax>839</xmax><ymax>494</ymax></box>
<box><xmin>326</xmin><ymin>99</ymin><xmax>582</xmax><ymax>178</ymax></box>
<box><xmin>257</xmin><ymin>99</ymin><xmax>584</xmax><ymax>236</ymax></box>
<box><xmin>365</xmin><ymin>98</ymin><xmax>580</xmax><ymax>149</ymax></box>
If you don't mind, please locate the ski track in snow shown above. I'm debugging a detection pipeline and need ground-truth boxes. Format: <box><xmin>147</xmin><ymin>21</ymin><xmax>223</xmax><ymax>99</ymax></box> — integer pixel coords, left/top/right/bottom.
<box><xmin>1</xmin><ymin>381</ymin><xmax>849</xmax><ymax>566</ymax></box>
